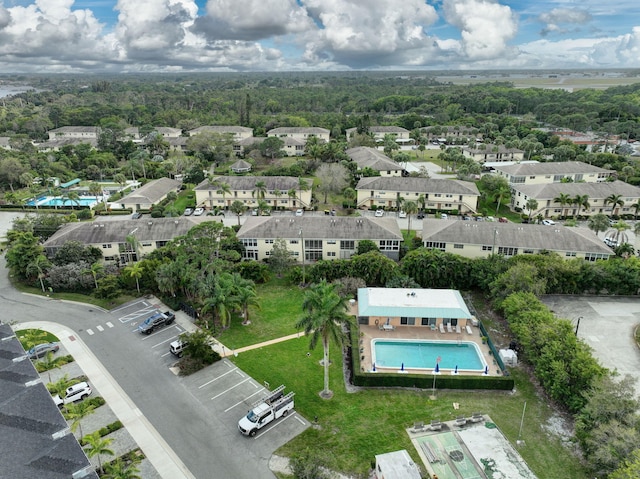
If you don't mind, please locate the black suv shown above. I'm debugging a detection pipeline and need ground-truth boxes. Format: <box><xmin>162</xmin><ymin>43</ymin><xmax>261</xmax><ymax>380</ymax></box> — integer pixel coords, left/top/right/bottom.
<box><xmin>138</xmin><ymin>310</ymin><xmax>176</xmax><ymax>334</ymax></box>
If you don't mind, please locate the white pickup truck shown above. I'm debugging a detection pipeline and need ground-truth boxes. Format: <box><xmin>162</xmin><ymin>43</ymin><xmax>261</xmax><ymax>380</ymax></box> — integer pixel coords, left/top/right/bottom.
<box><xmin>238</xmin><ymin>385</ymin><xmax>294</xmax><ymax>437</ymax></box>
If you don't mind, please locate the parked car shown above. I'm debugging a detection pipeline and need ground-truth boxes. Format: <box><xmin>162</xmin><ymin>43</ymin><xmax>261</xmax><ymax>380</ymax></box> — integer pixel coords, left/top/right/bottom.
<box><xmin>498</xmin><ymin>217</ymin><xmax>508</xmax><ymax>223</ymax></box>
<box><xmin>52</xmin><ymin>382</ymin><xmax>92</xmax><ymax>407</ymax></box>
<box><xmin>295</xmin><ymin>209</ymin><xmax>304</xmax><ymax>216</ymax></box>
<box><xmin>440</xmin><ymin>213</ymin><xmax>448</xmax><ymax>220</ymax></box>
<box><xmin>131</xmin><ymin>212</ymin><xmax>142</xmax><ymax>219</ymax></box>
<box><xmin>417</xmin><ymin>211</ymin><xmax>425</xmax><ymax>219</ymax></box>
<box><xmin>462</xmin><ymin>215</ymin><xmax>471</xmax><ymax>221</ymax></box>
<box><xmin>138</xmin><ymin>310</ymin><xmax>176</xmax><ymax>334</ymax></box>
<box><xmin>398</xmin><ymin>211</ymin><xmax>407</xmax><ymax>218</ymax></box>
<box><xmin>542</xmin><ymin>219</ymin><xmax>556</xmax><ymax>226</ymax></box>
<box><xmin>193</xmin><ymin>207</ymin><xmax>205</xmax><ymax>216</ymax></box>
<box><xmin>251</xmin><ymin>209</ymin><xmax>258</xmax><ymax>216</ymax></box>
<box><xmin>183</xmin><ymin>208</ymin><xmax>194</xmax><ymax>216</ymax></box>
<box><xmin>604</xmin><ymin>237</ymin><xmax>619</xmax><ymax>248</ymax></box>
<box><xmin>486</xmin><ymin>216</ymin><xmax>495</xmax><ymax>222</ymax></box>
<box><xmin>375</xmin><ymin>209</ymin><xmax>384</xmax><ymax>217</ymax></box>
<box><xmin>170</xmin><ymin>340</ymin><xmax>187</xmax><ymax>358</ymax></box>
<box><xmin>28</xmin><ymin>342</ymin><xmax>60</xmax><ymax>360</ymax></box>
<box><xmin>609</xmin><ymin>217</ymin><xmax>618</xmax><ymax>226</ymax></box>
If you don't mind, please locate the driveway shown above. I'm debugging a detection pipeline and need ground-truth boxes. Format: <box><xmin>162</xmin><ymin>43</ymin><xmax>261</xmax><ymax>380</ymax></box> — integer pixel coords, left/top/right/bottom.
<box><xmin>541</xmin><ymin>295</ymin><xmax>640</xmax><ymax>396</ymax></box>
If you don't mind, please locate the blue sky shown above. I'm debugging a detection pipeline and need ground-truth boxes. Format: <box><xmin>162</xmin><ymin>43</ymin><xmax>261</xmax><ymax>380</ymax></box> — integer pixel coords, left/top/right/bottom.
<box><xmin>0</xmin><ymin>0</ymin><xmax>638</xmax><ymax>72</ymax></box>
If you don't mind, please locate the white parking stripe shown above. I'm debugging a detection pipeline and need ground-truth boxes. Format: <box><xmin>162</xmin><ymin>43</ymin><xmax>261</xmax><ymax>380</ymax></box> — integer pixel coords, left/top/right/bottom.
<box><xmin>198</xmin><ymin>368</ymin><xmax>238</xmax><ymax>388</ymax></box>
<box><xmin>106</xmin><ymin>322</ymin><xmax>114</xmax><ymax>328</ymax></box>
<box><xmin>211</xmin><ymin>377</ymin><xmax>251</xmax><ymax>400</ymax></box>
<box><xmin>152</xmin><ymin>336</ymin><xmax>178</xmax><ymax>348</ymax></box>
<box><xmin>140</xmin><ymin>325</ymin><xmax>179</xmax><ymax>340</ymax></box>
<box><xmin>235</xmin><ymin>370</ymin><xmax>245</xmax><ymax>378</ymax></box>
<box><xmin>161</xmin><ymin>351</ymin><xmax>172</xmax><ymax>358</ymax></box>
<box><xmin>223</xmin><ymin>387</ymin><xmax>266</xmax><ymax>413</ymax></box>
<box><xmin>86</xmin><ymin>329</ymin><xmax>94</xmax><ymax>335</ymax></box>
<box><xmin>253</xmin><ymin>412</ymin><xmax>297</xmax><ymax>439</ymax></box>
<box><xmin>96</xmin><ymin>325</ymin><xmax>104</xmax><ymax>332</ymax></box>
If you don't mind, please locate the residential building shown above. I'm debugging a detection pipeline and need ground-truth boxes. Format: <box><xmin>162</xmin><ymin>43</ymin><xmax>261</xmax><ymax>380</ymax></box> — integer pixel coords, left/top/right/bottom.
<box><xmin>235</xmin><ymin>136</ymin><xmax>264</xmax><ymax>156</ymax></box>
<box><xmin>494</xmin><ymin>161</ymin><xmax>614</xmax><ymax>185</ymax></box>
<box><xmin>230</xmin><ymin>159</ymin><xmax>252</xmax><ymax>173</ymax></box>
<box><xmin>195</xmin><ymin>176</ymin><xmax>313</xmax><ymax>210</ymax></box>
<box><xmin>346</xmin><ymin>126</ymin><xmax>410</xmax><ymax>144</ymax></box>
<box><xmin>346</xmin><ymin>147</ymin><xmax>406</xmax><ymax>177</ymax></box>
<box><xmin>266</xmin><ymin>127</ymin><xmax>330</xmax><ymax>143</ymax></box>
<box><xmin>357</xmin><ymin>288</ymin><xmax>473</xmax><ymax>329</ymax></box>
<box><xmin>0</xmin><ymin>323</ymin><xmax>98</xmax><ymax>479</ymax></box>
<box><xmin>356</xmin><ymin>177</ymin><xmax>480</xmax><ymax>213</ymax></box>
<box><xmin>421</xmin><ymin>126</ymin><xmax>482</xmax><ymax>143</ymax></box>
<box><xmin>281</xmin><ymin>136</ymin><xmax>306</xmax><ymax>156</ymax></box>
<box><xmin>187</xmin><ymin>126</ymin><xmax>254</xmax><ymax>142</ymax></box>
<box><xmin>237</xmin><ymin>216</ymin><xmax>403</xmax><ymax>261</ymax></box>
<box><xmin>154</xmin><ymin>127</ymin><xmax>182</xmax><ymax>138</ymax></box>
<box><xmin>47</xmin><ymin>126</ymin><xmax>99</xmax><ymax>140</ymax></box>
<box><xmin>421</xmin><ymin>220</ymin><xmax>613</xmax><ymax>260</ymax></box>
<box><xmin>118</xmin><ymin>177</ymin><xmax>181</xmax><ymax>211</ymax></box>
<box><xmin>462</xmin><ymin>145</ymin><xmax>524</xmax><ymax>163</ymax></box>
<box><xmin>510</xmin><ymin>180</ymin><xmax>640</xmax><ymax>218</ymax></box>
<box><xmin>43</xmin><ymin>217</ymin><xmax>213</xmax><ymax>264</ymax></box>
<box><xmin>0</xmin><ymin>137</ymin><xmax>11</xmax><ymax>149</ymax></box>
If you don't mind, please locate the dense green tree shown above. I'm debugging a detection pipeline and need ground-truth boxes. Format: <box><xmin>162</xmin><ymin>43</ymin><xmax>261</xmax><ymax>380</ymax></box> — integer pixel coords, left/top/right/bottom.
<box><xmin>5</xmin><ymin>231</ymin><xmax>43</xmax><ymax>278</ymax></box>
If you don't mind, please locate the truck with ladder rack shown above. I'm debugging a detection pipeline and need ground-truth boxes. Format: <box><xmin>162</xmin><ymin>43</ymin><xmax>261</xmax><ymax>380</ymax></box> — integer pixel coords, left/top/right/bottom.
<box><xmin>238</xmin><ymin>385</ymin><xmax>295</xmax><ymax>437</ymax></box>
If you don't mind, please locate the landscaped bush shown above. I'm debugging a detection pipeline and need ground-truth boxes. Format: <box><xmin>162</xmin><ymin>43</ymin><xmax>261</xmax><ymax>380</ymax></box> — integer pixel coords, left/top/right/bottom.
<box><xmin>79</xmin><ymin>420</ymin><xmax>123</xmax><ymax>446</ymax></box>
<box><xmin>35</xmin><ymin>354</ymin><xmax>74</xmax><ymax>372</ymax></box>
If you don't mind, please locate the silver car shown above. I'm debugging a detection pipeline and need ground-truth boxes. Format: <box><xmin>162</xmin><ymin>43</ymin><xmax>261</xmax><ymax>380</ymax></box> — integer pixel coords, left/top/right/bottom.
<box><xmin>28</xmin><ymin>342</ymin><xmax>60</xmax><ymax>359</ymax></box>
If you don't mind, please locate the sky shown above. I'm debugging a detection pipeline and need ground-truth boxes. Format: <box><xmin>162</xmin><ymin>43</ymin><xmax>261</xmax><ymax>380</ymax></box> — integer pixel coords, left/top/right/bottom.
<box><xmin>0</xmin><ymin>0</ymin><xmax>638</xmax><ymax>73</ymax></box>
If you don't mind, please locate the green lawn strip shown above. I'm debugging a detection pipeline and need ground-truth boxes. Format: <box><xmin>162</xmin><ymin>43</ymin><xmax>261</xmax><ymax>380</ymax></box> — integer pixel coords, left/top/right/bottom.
<box><xmin>16</xmin><ymin>329</ymin><xmax>60</xmax><ymax>349</ymax></box>
<box><xmin>172</xmin><ymin>189</ymin><xmax>195</xmax><ymax>211</ymax></box>
<box><xmin>231</xmin><ymin>339</ymin><xmax>587</xmax><ymax>478</ymax></box>
<box><xmin>217</xmin><ymin>279</ymin><xmax>305</xmax><ymax>348</ymax></box>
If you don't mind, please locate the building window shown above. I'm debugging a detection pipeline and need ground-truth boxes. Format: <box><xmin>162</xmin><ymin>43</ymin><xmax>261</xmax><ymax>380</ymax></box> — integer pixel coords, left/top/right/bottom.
<box><xmin>244</xmin><ymin>250</ymin><xmax>258</xmax><ymax>260</ymax></box>
<box><xmin>265</xmin><ymin>239</ymin><xmax>274</xmax><ymax>244</ymax></box>
<box><xmin>327</xmin><ymin>240</ymin><xmax>336</xmax><ymax>244</ymax></box>
<box><xmin>400</xmin><ymin>317</ymin><xmax>415</xmax><ymax>325</ymax></box>
<box><xmin>340</xmin><ymin>240</ymin><xmax>355</xmax><ymax>250</ymax></box>
<box><xmin>510</xmin><ymin>176</ymin><xmax>525</xmax><ymax>184</ymax></box>
<box><xmin>425</xmin><ymin>241</ymin><xmax>446</xmax><ymax>251</ymax></box>
<box><xmin>327</xmin><ymin>251</ymin><xmax>336</xmax><ymax>257</ymax></box>
<box><xmin>565</xmin><ymin>251</ymin><xmax>576</xmax><ymax>257</ymax></box>
<box><xmin>523</xmin><ymin>249</ymin><xmax>534</xmax><ymax>254</ymax></box>
<box><xmin>482</xmin><ymin>245</ymin><xmax>493</xmax><ymax>251</ymax></box>
<box><xmin>498</xmin><ymin>246</ymin><xmax>518</xmax><ymax>256</ymax></box>
<box><xmin>305</xmin><ymin>239</ymin><xmax>323</xmax><ymax>261</ymax></box>
<box><xmin>241</xmin><ymin>239</ymin><xmax>257</xmax><ymax>247</ymax></box>
<box><xmin>290</xmin><ymin>239</ymin><xmax>299</xmax><ymax>244</ymax></box>
<box><xmin>379</xmin><ymin>240</ymin><xmax>400</xmax><ymax>251</ymax></box>
<box><xmin>102</xmin><ymin>244</ymin><xmax>111</xmax><ymax>249</ymax></box>
<box><xmin>585</xmin><ymin>253</ymin><xmax>608</xmax><ymax>261</ymax></box>
<box><xmin>454</xmin><ymin>244</ymin><xmax>463</xmax><ymax>249</ymax></box>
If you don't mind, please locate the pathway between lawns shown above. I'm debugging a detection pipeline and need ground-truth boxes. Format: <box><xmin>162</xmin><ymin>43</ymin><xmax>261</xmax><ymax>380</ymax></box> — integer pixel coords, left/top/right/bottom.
<box><xmin>216</xmin><ymin>331</ymin><xmax>305</xmax><ymax>357</ymax></box>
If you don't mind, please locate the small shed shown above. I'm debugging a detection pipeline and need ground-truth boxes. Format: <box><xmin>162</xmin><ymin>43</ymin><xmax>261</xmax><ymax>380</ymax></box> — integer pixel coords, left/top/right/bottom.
<box><xmin>499</xmin><ymin>349</ymin><xmax>518</xmax><ymax>367</ymax></box>
<box><xmin>374</xmin><ymin>450</ymin><xmax>421</xmax><ymax>479</ymax></box>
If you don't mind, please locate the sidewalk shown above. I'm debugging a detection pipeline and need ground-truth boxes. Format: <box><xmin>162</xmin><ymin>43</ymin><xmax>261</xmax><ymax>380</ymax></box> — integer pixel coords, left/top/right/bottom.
<box><xmin>17</xmin><ymin>321</ymin><xmax>196</xmax><ymax>479</ymax></box>
<box><xmin>216</xmin><ymin>331</ymin><xmax>306</xmax><ymax>357</ymax></box>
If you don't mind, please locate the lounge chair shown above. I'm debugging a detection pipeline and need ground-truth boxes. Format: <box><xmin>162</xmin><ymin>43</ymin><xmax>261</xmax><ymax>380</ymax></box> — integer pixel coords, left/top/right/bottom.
<box><xmin>412</xmin><ymin>421</ymin><xmax>426</xmax><ymax>433</ymax></box>
<box><xmin>455</xmin><ymin>325</ymin><xmax>461</xmax><ymax>334</ymax></box>
<box><xmin>439</xmin><ymin>323</ymin><xmax>445</xmax><ymax>333</ymax></box>
<box><xmin>466</xmin><ymin>325</ymin><xmax>473</xmax><ymax>335</ymax></box>
<box><xmin>471</xmin><ymin>413</ymin><xmax>484</xmax><ymax>423</ymax></box>
<box><xmin>447</xmin><ymin>324</ymin><xmax>453</xmax><ymax>333</ymax></box>
<box><xmin>455</xmin><ymin>415</ymin><xmax>467</xmax><ymax>427</ymax></box>
<box><xmin>430</xmin><ymin>420</ymin><xmax>442</xmax><ymax>431</ymax></box>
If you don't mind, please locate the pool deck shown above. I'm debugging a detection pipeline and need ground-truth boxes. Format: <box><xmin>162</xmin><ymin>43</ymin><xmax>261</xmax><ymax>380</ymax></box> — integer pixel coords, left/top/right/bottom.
<box><xmin>356</xmin><ymin>322</ymin><xmax>499</xmax><ymax>376</ymax></box>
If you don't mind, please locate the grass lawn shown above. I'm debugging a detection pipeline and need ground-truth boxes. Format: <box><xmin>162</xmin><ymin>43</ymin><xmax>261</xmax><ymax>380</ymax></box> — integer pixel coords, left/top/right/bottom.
<box><xmin>231</xmin><ymin>338</ymin><xmax>588</xmax><ymax>479</ymax></box>
<box><xmin>217</xmin><ymin>277</ymin><xmax>306</xmax><ymax>349</ymax></box>
<box><xmin>15</xmin><ymin>329</ymin><xmax>60</xmax><ymax>349</ymax></box>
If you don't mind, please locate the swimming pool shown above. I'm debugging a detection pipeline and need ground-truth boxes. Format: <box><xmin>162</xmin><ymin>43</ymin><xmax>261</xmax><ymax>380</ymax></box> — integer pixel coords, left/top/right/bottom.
<box><xmin>27</xmin><ymin>196</ymin><xmax>104</xmax><ymax>207</ymax></box>
<box><xmin>372</xmin><ymin>339</ymin><xmax>486</xmax><ymax>372</ymax></box>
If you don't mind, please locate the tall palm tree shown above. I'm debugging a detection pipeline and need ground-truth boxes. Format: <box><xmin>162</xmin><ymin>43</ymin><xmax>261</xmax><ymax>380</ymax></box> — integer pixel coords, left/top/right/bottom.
<box><xmin>103</xmin><ymin>457</ymin><xmax>141</xmax><ymax>479</ymax></box>
<box><xmin>605</xmin><ymin>221</ymin><xmax>631</xmax><ymax>247</ymax></box>
<box><xmin>26</xmin><ymin>254</ymin><xmax>51</xmax><ymax>293</ymax></box>
<box><xmin>494</xmin><ymin>183</ymin><xmax>511</xmax><ymax>214</ymax></box>
<box><xmin>287</xmin><ymin>188</ymin><xmax>297</xmax><ymax>208</ymax></box>
<box><xmin>86</xmin><ymin>262</ymin><xmax>104</xmax><ymax>289</ymax></box>
<box><xmin>295</xmin><ymin>280</ymin><xmax>353</xmax><ymax>399</ymax></box>
<box><xmin>632</xmin><ymin>199</ymin><xmax>640</xmax><ymax>220</ymax></box>
<box><xmin>125</xmin><ymin>234</ymin><xmax>141</xmax><ymax>263</ymax></box>
<box><xmin>257</xmin><ymin>199</ymin><xmax>270</xmax><ymax>216</ymax></box>
<box><xmin>230</xmin><ymin>200</ymin><xmax>247</xmax><ymax>225</ymax></box>
<box><xmin>215</xmin><ymin>181</ymin><xmax>231</xmax><ymax>208</ymax></box>
<box><xmin>572</xmin><ymin>194</ymin><xmax>590</xmax><ymax>217</ymax></box>
<box><xmin>124</xmin><ymin>262</ymin><xmax>144</xmax><ymax>293</ymax></box>
<box><xmin>155</xmin><ymin>262</ymin><xmax>179</xmax><ymax>297</ymax></box>
<box><xmin>65</xmin><ymin>401</ymin><xmax>96</xmax><ymax>439</ymax></box>
<box><xmin>553</xmin><ymin>193</ymin><xmax>572</xmax><ymax>218</ymax></box>
<box><xmin>342</xmin><ymin>187</ymin><xmax>357</xmax><ymax>209</ymax></box>
<box><xmin>272</xmin><ymin>189</ymin><xmax>282</xmax><ymax>210</ymax></box>
<box><xmin>404</xmin><ymin>200</ymin><xmax>418</xmax><ymax>232</ymax></box>
<box><xmin>83</xmin><ymin>432</ymin><xmax>114</xmax><ymax>474</ymax></box>
<box><xmin>604</xmin><ymin>194</ymin><xmax>624</xmax><ymax>216</ymax></box>
<box><xmin>65</xmin><ymin>190</ymin><xmax>80</xmax><ymax>208</ymax></box>
<box><xmin>525</xmin><ymin>198</ymin><xmax>538</xmax><ymax>221</ymax></box>
<box><xmin>252</xmin><ymin>180</ymin><xmax>267</xmax><ymax>202</ymax></box>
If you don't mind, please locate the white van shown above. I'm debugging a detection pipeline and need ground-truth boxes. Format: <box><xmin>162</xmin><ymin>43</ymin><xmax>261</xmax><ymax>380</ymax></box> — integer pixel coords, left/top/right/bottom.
<box><xmin>170</xmin><ymin>340</ymin><xmax>186</xmax><ymax>357</ymax></box>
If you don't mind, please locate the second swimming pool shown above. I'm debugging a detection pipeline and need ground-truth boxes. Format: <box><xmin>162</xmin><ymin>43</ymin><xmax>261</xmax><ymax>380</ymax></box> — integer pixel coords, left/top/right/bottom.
<box><xmin>372</xmin><ymin>339</ymin><xmax>486</xmax><ymax>372</ymax></box>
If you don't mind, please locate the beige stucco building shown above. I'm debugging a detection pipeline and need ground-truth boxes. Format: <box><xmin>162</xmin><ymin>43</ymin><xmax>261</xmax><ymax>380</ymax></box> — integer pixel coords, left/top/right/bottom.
<box><xmin>462</xmin><ymin>145</ymin><xmax>525</xmax><ymax>163</ymax></box>
<box><xmin>356</xmin><ymin>177</ymin><xmax>480</xmax><ymax>213</ymax></box>
<box><xmin>43</xmin><ymin>217</ymin><xmax>216</xmax><ymax>264</ymax></box>
<box><xmin>346</xmin><ymin>147</ymin><xmax>405</xmax><ymax>177</ymax></box>
<box><xmin>421</xmin><ymin>219</ymin><xmax>613</xmax><ymax>260</ymax></box>
<box><xmin>118</xmin><ymin>177</ymin><xmax>181</xmax><ymax>211</ymax></box>
<box><xmin>237</xmin><ymin>216</ymin><xmax>403</xmax><ymax>261</ymax></box>
<box><xmin>194</xmin><ymin>176</ymin><xmax>313</xmax><ymax>210</ymax></box>
<box><xmin>511</xmin><ymin>180</ymin><xmax>640</xmax><ymax>218</ymax></box>
<box><xmin>187</xmin><ymin>126</ymin><xmax>254</xmax><ymax>142</ymax></box>
<box><xmin>346</xmin><ymin>126</ymin><xmax>410</xmax><ymax>143</ymax></box>
<box><xmin>494</xmin><ymin>161</ymin><xmax>613</xmax><ymax>185</ymax></box>
<box><xmin>266</xmin><ymin>127</ymin><xmax>330</xmax><ymax>143</ymax></box>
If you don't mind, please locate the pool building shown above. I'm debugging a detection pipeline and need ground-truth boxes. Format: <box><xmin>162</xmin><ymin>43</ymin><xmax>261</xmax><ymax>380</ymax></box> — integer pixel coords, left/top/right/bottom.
<box><xmin>355</xmin><ymin>288</ymin><xmax>495</xmax><ymax>375</ymax></box>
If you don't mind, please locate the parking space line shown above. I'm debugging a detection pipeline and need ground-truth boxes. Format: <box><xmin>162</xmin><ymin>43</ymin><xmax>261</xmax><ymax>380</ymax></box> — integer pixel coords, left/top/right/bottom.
<box><xmin>96</xmin><ymin>325</ymin><xmax>104</xmax><ymax>332</ymax></box>
<box><xmin>106</xmin><ymin>322</ymin><xmax>114</xmax><ymax>328</ymax></box>
<box><xmin>294</xmin><ymin>415</ymin><xmax>306</xmax><ymax>425</ymax></box>
<box><xmin>160</xmin><ymin>351</ymin><xmax>172</xmax><ymax>358</ymax></box>
<box><xmin>223</xmin><ymin>387</ymin><xmax>265</xmax><ymax>413</ymax></box>
<box><xmin>253</xmin><ymin>412</ymin><xmax>297</xmax><ymax>439</ymax></box>
<box><xmin>235</xmin><ymin>370</ymin><xmax>245</xmax><ymax>378</ymax></box>
<box><xmin>211</xmin><ymin>377</ymin><xmax>251</xmax><ymax>400</ymax></box>
<box><xmin>118</xmin><ymin>307</ymin><xmax>157</xmax><ymax>324</ymax></box>
<box><xmin>110</xmin><ymin>299</ymin><xmax>150</xmax><ymax>313</ymax></box>
<box><xmin>152</xmin><ymin>336</ymin><xmax>178</xmax><ymax>348</ymax></box>
<box><xmin>198</xmin><ymin>368</ymin><xmax>239</xmax><ymax>388</ymax></box>
<box><xmin>86</xmin><ymin>329</ymin><xmax>94</xmax><ymax>335</ymax></box>
<box><xmin>140</xmin><ymin>325</ymin><xmax>180</xmax><ymax>340</ymax></box>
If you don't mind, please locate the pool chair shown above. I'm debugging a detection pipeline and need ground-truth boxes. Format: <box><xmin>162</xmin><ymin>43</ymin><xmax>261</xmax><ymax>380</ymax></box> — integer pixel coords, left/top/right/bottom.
<box><xmin>466</xmin><ymin>325</ymin><xmax>473</xmax><ymax>335</ymax></box>
<box><xmin>455</xmin><ymin>415</ymin><xmax>467</xmax><ymax>427</ymax></box>
<box><xmin>471</xmin><ymin>413</ymin><xmax>484</xmax><ymax>423</ymax></box>
<box><xmin>411</xmin><ymin>421</ymin><xmax>426</xmax><ymax>433</ymax></box>
<box><xmin>455</xmin><ymin>325</ymin><xmax>461</xmax><ymax>334</ymax></box>
<box><xmin>430</xmin><ymin>420</ymin><xmax>443</xmax><ymax>431</ymax></box>
<box><xmin>439</xmin><ymin>323</ymin><xmax>446</xmax><ymax>334</ymax></box>
<box><xmin>447</xmin><ymin>323</ymin><xmax>453</xmax><ymax>333</ymax></box>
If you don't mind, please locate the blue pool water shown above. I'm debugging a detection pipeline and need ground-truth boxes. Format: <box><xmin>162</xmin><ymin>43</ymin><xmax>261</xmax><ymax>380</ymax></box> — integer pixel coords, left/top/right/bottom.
<box><xmin>27</xmin><ymin>196</ymin><xmax>103</xmax><ymax>207</ymax></box>
<box><xmin>372</xmin><ymin>339</ymin><xmax>486</xmax><ymax>371</ymax></box>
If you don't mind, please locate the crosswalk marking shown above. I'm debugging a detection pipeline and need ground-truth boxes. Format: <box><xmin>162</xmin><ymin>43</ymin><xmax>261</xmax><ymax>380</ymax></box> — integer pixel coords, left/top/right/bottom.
<box><xmin>87</xmin><ymin>329</ymin><xmax>94</xmax><ymax>335</ymax></box>
<box><xmin>106</xmin><ymin>322</ymin><xmax>114</xmax><ymax>328</ymax></box>
<box><xmin>96</xmin><ymin>325</ymin><xmax>104</xmax><ymax>332</ymax></box>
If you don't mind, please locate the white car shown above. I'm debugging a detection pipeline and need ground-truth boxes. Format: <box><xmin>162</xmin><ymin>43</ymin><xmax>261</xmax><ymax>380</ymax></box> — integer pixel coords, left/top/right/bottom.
<box><xmin>295</xmin><ymin>209</ymin><xmax>304</xmax><ymax>216</ymax></box>
<box><xmin>542</xmin><ymin>219</ymin><xmax>555</xmax><ymax>226</ymax></box>
<box><xmin>193</xmin><ymin>207</ymin><xmax>205</xmax><ymax>216</ymax></box>
<box><xmin>52</xmin><ymin>382</ymin><xmax>92</xmax><ymax>407</ymax></box>
<box><xmin>375</xmin><ymin>209</ymin><xmax>384</xmax><ymax>217</ymax></box>
<box><xmin>440</xmin><ymin>213</ymin><xmax>448</xmax><ymax>220</ymax></box>
<box><xmin>398</xmin><ymin>211</ymin><xmax>407</xmax><ymax>218</ymax></box>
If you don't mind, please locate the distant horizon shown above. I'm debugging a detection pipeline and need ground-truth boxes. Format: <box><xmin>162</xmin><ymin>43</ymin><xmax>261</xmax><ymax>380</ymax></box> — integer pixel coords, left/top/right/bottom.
<box><xmin>0</xmin><ymin>1</ymin><xmax>638</xmax><ymax>73</ymax></box>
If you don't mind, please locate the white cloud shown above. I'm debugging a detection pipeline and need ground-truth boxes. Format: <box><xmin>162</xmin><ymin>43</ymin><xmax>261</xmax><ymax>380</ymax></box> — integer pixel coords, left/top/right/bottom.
<box><xmin>192</xmin><ymin>0</ymin><xmax>314</xmax><ymax>41</ymax></box>
<box><xmin>442</xmin><ymin>0</ymin><xmax>518</xmax><ymax>60</ymax></box>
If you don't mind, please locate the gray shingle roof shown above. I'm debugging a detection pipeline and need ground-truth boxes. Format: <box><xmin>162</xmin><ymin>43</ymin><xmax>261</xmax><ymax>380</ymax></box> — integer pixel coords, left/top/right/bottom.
<box><xmin>119</xmin><ymin>177</ymin><xmax>181</xmax><ymax>205</ymax></box>
<box><xmin>494</xmin><ymin>161</ymin><xmax>612</xmax><ymax>176</ymax></box>
<box><xmin>195</xmin><ymin>176</ymin><xmax>311</xmax><ymax>192</ymax></box>
<box><xmin>43</xmin><ymin>217</ymin><xmax>204</xmax><ymax>248</ymax></box>
<box><xmin>0</xmin><ymin>324</ymin><xmax>96</xmax><ymax>479</ymax></box>
<box><xmin>421</xmin><ymin>220</ymin><xmax>612</xmax><ymax>254</ymax></box>
<box><xmin>267</xmin><ymin>127</ymin><xmax>330</xmax><ymax>135</ymax></box>
<box><xmin>463</xmin><ymin>145</ymin><xmax>524</xmax><ymax>154</ymax></box>
<box><xmin>230</xmin><ymin>159</ymin><xmax>252</xmax><ymax>171</ymax></box>
<box><xmin>189</xmin><ymin>125</ymin><xmax>253</xmax><ymax>135</ymax></box>
<box><xmin>237</xmin><ymin>216</ymin><xmax>402</xmax><ymax>240</ymax></box>
<box><xmin>356</xmin><ymin>177</ymin><xmax>480</xmax><ymax>196</ymax></box>
<box><xmin>346</xmin><ymin>147</ymin><xmax>403</xmax><ymax>171</ymax></box>
<box><xmin>513</xmin><ymin>180</ymin><xmax>640</xmax><ymax>200</ymax></box>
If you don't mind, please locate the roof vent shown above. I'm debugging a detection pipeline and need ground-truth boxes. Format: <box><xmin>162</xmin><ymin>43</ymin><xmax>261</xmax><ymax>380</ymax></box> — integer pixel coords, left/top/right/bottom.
<box><xmin>99</xmin><ymin>224</ymin><xmax>104</xmax><ymax>227</ymax></box>
<box><xmin>175</xmin><ymin>220</ymin><xmax>179</xmax><ymax>224</ymax></box>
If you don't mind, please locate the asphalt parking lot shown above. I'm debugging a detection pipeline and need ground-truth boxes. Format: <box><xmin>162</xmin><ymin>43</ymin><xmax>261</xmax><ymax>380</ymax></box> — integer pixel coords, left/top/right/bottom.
<box><xmin>541</xmin><ymin>295</ymin><xmax>640</xmax><ymax>397</ymax></box>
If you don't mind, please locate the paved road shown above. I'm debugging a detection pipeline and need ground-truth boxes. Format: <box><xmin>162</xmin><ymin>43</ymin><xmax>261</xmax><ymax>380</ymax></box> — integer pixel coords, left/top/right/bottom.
<box><xmin>0</xmin><ymin>258</ymin><xmax>299</xmax><ymax>479</ymax></box>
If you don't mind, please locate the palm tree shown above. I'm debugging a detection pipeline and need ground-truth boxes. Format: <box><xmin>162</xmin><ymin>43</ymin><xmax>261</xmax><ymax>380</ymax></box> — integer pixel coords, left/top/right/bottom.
<box><xmin>605</xmin><ymin>220</ymin><xmax>631</xmax><ymax>246</ymax></box>
<box><xmin>494</xmin><ymin>183</ymin><xmax>511</xmax><ymax>214</ymax></box>
<box><xmin>614</xmin><ymin>243</ymin><xmax>635</xmax><ymax>258</ymax></box>
<box><xmin>83</xmin><ymin>432</ymin><xmax>114</xmax><ymax>474</ymax></box>
<box><xmin>155</xmin><ymin>262</ymin><xmax>179</xmax><ymax>297</ymax></box>
<box><xmin>125</xmin><ymin>234</ymin><xmax>141</xmax><ymax>263</ymax></box>
<box><xmin>295</xmin><ymin>280</ymin><xmax>353</xmax><ymax>399</ymax></box>
<box><xmin>525</xmin><ymin>198</ymin><xmax>538</xmax><ymax>221</ymax></box>
<box><xmin>114</xmin><ymin>173</ymin><xmax>127</xmax><ymax>190</ymax></box>
<box><xmin>404</xmin><ymin>200</ymin><xmax>418</xmax><ymax>232</ymax></box>
<box><xmin>103</xmin><ymin>457</ymin><xmax>141</xmax><ymax>479</ymax></box>
<box><xmin>287</xmin><ymin>188</ymin><xmax>297</xmax><ymax>208</ymax></box>
<box><xmin>200</xmin><ymin>274</ymin><xmax>240</xmax><ymax>330</ymax></box>
<box><xmin>272</xmin><ymin>189</ymin><xmax>282</xmax><ymax>210</ymax></box>
<box><xmin>605</xmin><ymin>194</ymin><xmax>625</xmax><ymax>216</ymax></box>
<box><xmin>65</xmin><ymin>401</ymin><xmax>96</xmax><ymax>439</ymax></box>
<box><xmin>632</xmin><ymin>199</ymin><xmax>640</xmax><ymax>220</ymax></box>
<box><xmin>588</xmin><ymin>213</ymin><xmax>610</xmax><ymax>237</ymax></box>
<box><xmin>215</xmin><ymin>181</ymin><xmax>231</xmax><ymax>209</ymax></box>
<box><xmin>553</xmin><ymin>193</ymin><xmax>572</xmax><ymax>218</ymax></box>
<box><xmin>230</xmin><ymin>274</ymin><xmax>260</xmax><ymax>324</ymax></box>
<box><xmin>230</xmin><ymin>200</ymin><xmax>247</xmax><ymax>226</ymax></box>
<box><xmin>86</xmin><ymin>261</ymin><xmax>104</xmax><ymax>289</ymax></box>
<box><xmin>26</xmin><ymin>254</ymin><xmax>51</xmax><ymax>293</ymax></box>
<box><xmin>572</xmin><ymin>194</ymin><xmax>590</xmax><ymax>217</ymax></box>
<box><xmin>342</xmin><ymin>187</ymin><xmax>357</xmax><ymax>209</ymax></box>
<box><xmin>124</xmin><ymin>262</ymin><xmax>144</xmax><ymax>293</ymax></box>
<box><xmin>65</xmin><ymin>190</ymin><xmax>80</xmax><ymax>208</ymax></box>
<box><xmin>256</xmin><ymin>199</ymin><xmax>270</xmax><ymax>216</ymax></box>
<box><xmin>48</xmin><ymin>374</ymin><xmax>72</xmax><ymax>397</ymax></box>
<box><xmin>252</xmin><ymin>180</ymin><xmax>267</xmax><ymax>202</ymax></box>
